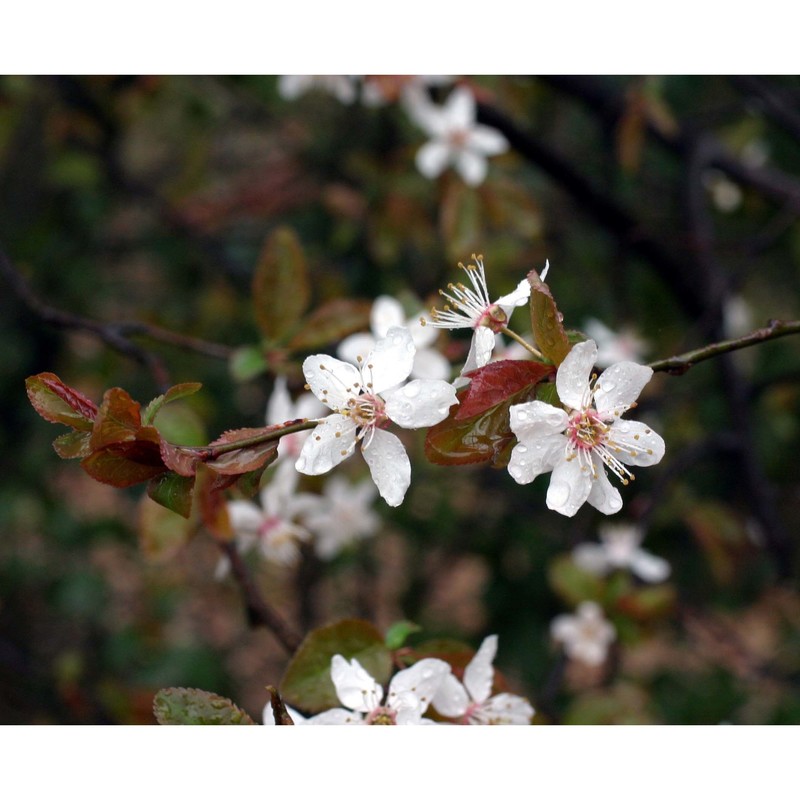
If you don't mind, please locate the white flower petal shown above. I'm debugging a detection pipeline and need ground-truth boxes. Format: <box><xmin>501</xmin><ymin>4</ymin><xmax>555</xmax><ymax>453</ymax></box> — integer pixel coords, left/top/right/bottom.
<box><xmin>363</xmin><ymin>326</ymin><xmax>415</xmax><ymax>395</ymax></box>
<box><xmin>509</xmin><ymin>400</ymin><xmax>568</xmax><ymax>441</ymax></box>
<box><xmin>468</xmin><ymin>125</ymin><xmax>509</xmax><ymax>156</ymax></box>
<box><xmin>303</xmin><ymin>354</ymin><xmax>363</xmax><ymax>411</ymax></box>
<box><xmin>455</xmin><ymin>149</ymin><xmax>488</xmax><ymax>186</ymax></box>
<box><xmin>226</xmin><ymin>500</ymin><xmax>263</xmax><ymax>535</ymax></box>
<box><xmin>305</xmin><ymin>708</ymin><xmax>363</xmax><ymax>724</ymax></box>
<box><xmin>410</xmin><ymin>314</ymin><xmax>439</xmax><ymax>349</ymax></box>
<box><xmin>337</xmin><ymin>332</ymin><xmax>377</xmax><ymax>366</ymax></box>
<box><xmin>446</xmin><ymin>86</ymin><xmax>476</xmax><ymax>130</ymax></box>
<box><xmin>593</xmin><ymin>361</ymin><xmax>654</xmax><ymax>416</ymax></box>
<box><xmin>546</xmin><ymin>454</ymin><xmax>593</xmax><ymax>517</ymax></box>
<box><xmin>295</xmin><ymin>415</ymin><xmax>357</xmax><ymax>476</ymax></box>
<box><xmin>507</xmin><ymin>432</ymin><xmax>564</xmax><ymax>485</ymax></box>
<box><xmin>387</xmin><ymin>658</ymin><xmax>451</xmax><ymax>715</ymax></box>
<box><xmin>266</xmin><ymin>377</ymin><xmax>293</xmax><ymax>425</ymax></box>
<box><xmin>371</xmin><ymin>296</ymin><xmax>406</xmax><ymax>337</ymax></box>
<box><xmin>495</xmin><ymin>278</ymin><xmax>531</xmax><ymax>316</ymax></box>
<box><xmin>361</xmin><ymin>428</ymin><xmax>411</xmax><ymax>507</ymax></box>
<box><xmin>330</xmin><ymin>655</ymin><xmax>382</xmax><ymax>713</ymax></box>
<box><xmin>431</xmin><ymin>673</ymin><xmax>470</xmax><ymax>718</ymax></box>
<box><xmin>383</xmin><ymin>379</ymin><xmax>458</xmax><ymax>428</ymax></box>
<box><xmin>556</xmin><ymin>339</ymin><xmax>597</xmax><ymax>411</ymax></box>
<box><xmin>416</xmin><ymin>140</ymin><xmax>451</xmax><ymax>179</ymax></box>
<box><xmin>586</xmin><ymin>461</ymin><xmax>624</xmax><ymax>515</ymax></box>
<box><xmin>410</xmin><ymin>347</ymin><xmax>451</xmax><ymax>381</ymax></box>
<box><xmin>630</xmin><ymin>550</ymin><xmax>671</xmax><ymax>583</ymax></box>
<box><xmin>463</xmin><ymin>635</ymin><xmax>497</xmax><ymax>704</ymax></box>
<box><xmin>572</xmin><ymin>543</ymin><xmax>611</xmax><ymax>575</ymax></box>
<box><xmin>472</xmin><ymin>326</ymin><xmax>498</xmax><ymax>368</ymax></box>
<box><xmin>608</xmin><ymin>420</ymin><xmax>665</xmax><ymax>467</ymax></box>
<box><xmin>480</xmin><ymin>693</ymin><xmax>534</xmax><ymax>725</ymax></box>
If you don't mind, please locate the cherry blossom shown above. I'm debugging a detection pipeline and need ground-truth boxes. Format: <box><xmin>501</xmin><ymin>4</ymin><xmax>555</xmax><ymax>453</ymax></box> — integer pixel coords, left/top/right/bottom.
<box><xmin>572</xmin><ymin>523</ymin><xmax>671</xmax><ymax>583</ymax></box>
<box><xmin>277</xmin><ymin>75</ymin><xmax>358</xmax><ymax>104</ymax></box>
<box><xmin>428</xmin><ymin>254</ymin><xmax>532</xmax><ymax>382</ymax></box>
<box><xmin>311</xmin><ymin>655</ymin><xmax>451</xmax><ymax>724</ymax></box>
<box><xmin>407</xmin><ymin>85</ymin><xmax>509</xmax><ymax>186</ymax></box>
<box><xmin>295</xmin><ymin>326</ymin><xmax>458</xmax><ymax>507</ymax></box>
<box><xmin>337</xmin><ymin>294</ymin><xmax>450</xmax><ymax>381</ymax></box>
<box><xmin>218</xmin><ymin>460</ymin><xmax>311</xmax><ymax>577</ymax></box>
<box><xmin>266</xmin><ymin>376</ymin><xmax>326</xmax><ymax>462</ymax></box>
<box><xmin>582</xmin><ymin>317</ymin><xmax>649</xmax><ymax>369</ymax></box>
<box><xmin>507</xmin><ymin>339</ymin><xmax>665</xmax><ymax>517</ymax></box>
<box><xmin>300</xmin><ymin>476</ymin><xmax>381</xmax><ymax>560</ymax></box>
<box><xmin>551</xmin><ymin>601</ymin><xmax>616</xmax><ymax>667</ymax></box>
<box><xmin>432</xmin><ymin>635</ymin><xmax>534</xmax><ymax>725</ymax></box>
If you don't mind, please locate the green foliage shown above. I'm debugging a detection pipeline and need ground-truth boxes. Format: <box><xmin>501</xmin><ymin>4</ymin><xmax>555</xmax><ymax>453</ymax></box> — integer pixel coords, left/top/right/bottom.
<box><xmin>153</xmin><ymin>687</ymin><xmax>255</xmax><ymax>725</ymax></box>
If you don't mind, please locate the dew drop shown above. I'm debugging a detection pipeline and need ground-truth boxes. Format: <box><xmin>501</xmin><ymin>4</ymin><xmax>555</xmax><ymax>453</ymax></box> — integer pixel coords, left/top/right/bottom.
<box><xmin>403</xmin><ymin>382</ymin><xmax>421</xmax><ymax>399</ymax></box>
<box><xmin>548</xmin><ymin>481</ymin><xmax>570</xmax><ymax>508</ymax></box>
<box><xmin>516</xmin><ymin>444</ymin><xmax>528</xmax><ymax>454</ymax></box>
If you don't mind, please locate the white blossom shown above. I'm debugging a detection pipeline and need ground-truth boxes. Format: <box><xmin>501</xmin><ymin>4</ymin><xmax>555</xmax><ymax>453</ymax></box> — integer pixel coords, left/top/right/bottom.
<box><xmin>300</xmin><ymin>476</ymin><xmax>381</xmax><ymax>560</ymax></box>
<box><xmin>217</xmin><ymin>460</ymin><xmax>311</xmax><ymax>576</ymax></box>
<box><xmin>582</xmin><ymin>318</ymin><xmax>648</xmax><ymax>369</ymax></box>
<box><xmin>432</xmin><ymin>635</ymin><xmax>534</xmax><ymax>725</ymax></box>
<box><xmin>408</xmin><ymin>85</ymin><xmax>509</xmax><ymax>186</ymax></box>
<box><xmin>295</xmin><ymin>327</ymin><xmax>458</xmax><ymax>507</ymax></box>
<box><xmin>310</xmin><ymin>655</ymin><xmax>452</xmax><ymax>724</ymax></box>
<box><xmin>338</xmin><ymin>294</ymin><xmax>450</xmax><ymax>381</ymax></box>
<box><xmin>428</xmin><ymin>254</ymin><xmax>531</xmax><ymax>383</ymax></box>
<box><xmin>551</xmin><ymin>601</ymin><xmax>616</xmax><ymax>667</ymax></box>
<box><xmin>573</xmin><ymin>523</ymin><xmax>670</xmax><ymax>583</ymax></box>
<box><xmin>507</xmin><ymin>339</ymin><xmax>665</xmax><ymax>517</ymax></box>
<box><xmin>266</xmin><ymin>376</ymin><xmax>326</xmax><ymax>462</ymax></box>
<box><xmin>277</xmin><ymin>75</ymin><xmax>358</xmax><ymax>104</ymax></box>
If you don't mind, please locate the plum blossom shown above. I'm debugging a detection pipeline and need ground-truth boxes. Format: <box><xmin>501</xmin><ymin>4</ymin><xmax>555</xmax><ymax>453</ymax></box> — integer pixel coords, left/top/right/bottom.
<box><xmin>507</xmin><ymin>339</ymin><xmax>665</xmax><ymax>517</ymax></box>
<box><xmin>551</xmin><ymin>601</ymin><xmax>616</xmax><ymax>666</ymax></box>
<box><xmin>266</xmin><ymin>376</ymin><xmax>326</xmax><ymax>462</ymax></box>
<box><xmin>310</xmin><ymin>655</ymin><xmax>452</xmax><ymax>724</ymax></box>
<box><xmin>573</xmin><ymin>523</ymin><xmax>670</xmax><ymax>583</ymax></box>
<box><xmin>582</xmin><ymin>318</ymin><xmax>648</xmax><ymax>369</ymax></box>
<box><xmin>428</xmin><ymin>254</ymin><xmax>532</xmax><ymax>383</ymax></box>
<box><xmin>277</xmin><ymin>75</ymin><xmax>358</xmax><ymax>104</ymax></box>
<box><xmin>432</xmin><ymin>635</ymin><xmax>534</xmax><ymax>725</ymax></box>
<box><xmin>295</xmin><ymin>327</ymin><xmax>458</xmax><ymax>507</ymax></box>
<box><xmin>300</xmin><ymin>476</ymin><xmax>381</xmax><ymax>560</ymax></box>
<box><xmin>408</xmin><ymin>85</ymin><xmax>509</xmax><ymax>186</ymax></box>
<box><xmin>217</xmin><ymin>460</ymin><xmax>311</xmax><ymax>577</ymax></box>
<box><xmin>338</xmin><ymin>294</ymin><xmax>450</xmax><ymax>381</ymax></box>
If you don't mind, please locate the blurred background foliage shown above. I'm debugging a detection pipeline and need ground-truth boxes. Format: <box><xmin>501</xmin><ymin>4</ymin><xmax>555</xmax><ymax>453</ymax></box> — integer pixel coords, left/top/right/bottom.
<box><xmin>1</xmin><ymin>75</ymin><xmax>799</xmax><ymax>724</ymax></box>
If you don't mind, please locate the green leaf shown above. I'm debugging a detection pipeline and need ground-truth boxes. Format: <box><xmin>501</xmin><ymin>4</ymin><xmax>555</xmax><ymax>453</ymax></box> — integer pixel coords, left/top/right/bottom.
<box><xmin>280</xmin><ymin>619</ymin><xmax>392</xmax><ymax>714</ymax></box>
<box><xmin>229</xmin><ymin>345</ymin><xmax>269</xmax><ymax>382</ymax></box>
<box><xmin>528</xmin><ymin>268</ymin><xmax>571</xmax><ymax>366</ymax></box>
<box><xmin>384</xmin><ymin>620</ymin><xmax>422</xmax><ymax>650</ymax></box>
<box><xmin>286</xmin><ymin>298</ymin><xmax>373</xmax><ymax>352</ymax></box>
<box><xmin>153</xmin><ymin>688</ymin><xmax>255</xmax><ymax>725</ymax></box>
<box><xmin>138</xmin><ymin>494</ymin><xmax>195</xmax><ymax>561</ymax></box>
<box><xmin>563</xmin><ymin>684</ymin><xmax>656</xmax><ymax>725</ymax></box>
<box><xmin>25</xmin><ymin>372</ymin><xmax>98</xmax><ymax>431</ymax></box>
<box><xmin>253</xmin><ymin>226</ymin><xmax>310</xmax><ymax>342</ymax></box>
<box><xmin>147</xmin><ymin>472</ymin><xmax>195</xmax><ymax>519</ymax></box>
<box><xmin>53</xmin><ymin>430</ymin><xmax>93</xmax><ymax>459</ymax></box>
<box><xmin>547</xmin><ymin>553</ymin><xmax>606</xmax><ymax>607</ymax></box>
<box><xmin>142</xmin><ymin>382</ymin><xmax>202</xmax><ymax>426</ymax></box>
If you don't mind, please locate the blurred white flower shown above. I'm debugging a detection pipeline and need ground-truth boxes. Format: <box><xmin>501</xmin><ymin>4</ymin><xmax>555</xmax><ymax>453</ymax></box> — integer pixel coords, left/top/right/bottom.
<box><xmin>295</xmin><ymin>327</ymin><xmax>458</xmax><ymax>507</ymax></box>
<box><xmin>300</xmin><ymin>476</ymin><xmax>381</xmax><ymax>560</ymax></box>
<box><xmin>507</xmin><ymin>339</ymin><xmax>665</xmax><ymax>517</ymax></box>
<box><xmin>573</xmin><ymin>523</ymin><xmax>670</xmax><ymax>583</ymax></box>
<box><xmin>703</xmin><ymin>169</ymin><xmax>743</xmax><ymax>213</ymax></box>
<box><xmin>338</xmin><ymin>294</ymin><xmax>450</xmax><ymax>381</ymax></box>
<box><xmin>407</xmin><ymin>85</ymin><xmax>508</xmax><ymax>186</ymax></box>
<box><xmin>582</xmin><ymin>318</ymin><xmax>648</xmax><ymax>369</ymax></box>
<box><xmin>432</xmin><ymin>635</ymin><xmax>534</xmax><ymax>724</ymax></box>
<box><xmin>217</xmin><ymin>460</ymin><xmax>311</xmax><ymax>577</ymax></box>
<box><xmin>277</xmin><ymin>75</ymin><xmax>358</xmax><ymax>104</ymax></box>
<box><xmin>266</xmin><ymin>376</ymin><xmax>327</xmax><ymax>462</ymax></box>
<box><xmin>311</xmin><ymin>655</ymin><xmax>451</xmax><ymax>724</ymax></box>
<box><xmin>551</xmin><ymin>601</ymin><xmax>616</xmax><ymax>666</ymax></box>
<box><xmin>361</xmin><ymin>74</ymin><xmax>454</xmax><ymax>107</ymax></box>
<box><xmin>428</xmin><ymin>254</ymin><xmax>531</xmax><ymax>383</ymax></box>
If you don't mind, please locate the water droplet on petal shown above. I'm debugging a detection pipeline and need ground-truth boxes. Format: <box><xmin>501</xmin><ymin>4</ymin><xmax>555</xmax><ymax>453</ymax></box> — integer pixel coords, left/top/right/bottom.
<box><xmin>517</xmin><ymin>444</ymin><xmax>528</xmax><ymax>454</ymax></box>
<box><xmin>403</xmin><ymin>383</ymin><xmax>421</xmax><ymax>399</ymax></box>
<box><xmin>549</xmin><ymin>481</ymin><xmax>570</xmax><ymax>508</ymax></box>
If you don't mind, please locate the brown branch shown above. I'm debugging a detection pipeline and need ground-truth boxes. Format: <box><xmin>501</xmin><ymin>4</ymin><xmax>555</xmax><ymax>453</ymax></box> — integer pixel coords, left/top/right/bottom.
<box><xmin>647</xmin><ymin>319</ymin><xmax>800</xmax><ymax>375</ymax></box>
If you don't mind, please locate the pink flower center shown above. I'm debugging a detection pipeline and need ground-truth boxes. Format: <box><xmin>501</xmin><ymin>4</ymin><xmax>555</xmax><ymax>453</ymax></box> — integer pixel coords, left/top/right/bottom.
<box><xmin>345</xmin><ymin>392</ymin><xmax>388</xmax><ymax>430</ymax></box>
<box><xmin>365</xmin><ymin>706</ymin><xmax>397</xmax><ymax>725</ymax></box>
<box><xmin>476</xmin><ymin>303</ymin><xmax>507</xmax><ymax>332</ymax></box>
<box><xmin>567</xmin><ymin>409</ymin><xmax>607</xmax><ymax>451</ymax></box>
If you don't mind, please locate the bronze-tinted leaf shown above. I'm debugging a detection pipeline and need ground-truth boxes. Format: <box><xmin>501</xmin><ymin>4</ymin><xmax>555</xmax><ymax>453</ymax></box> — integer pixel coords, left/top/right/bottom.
<box><xmin>286</xmin><ymin>298</ymin><xmax>373</xmax><ymax>352</ymax></box>
<box><xmin>195</xmin><ymin>464</ymin><xmax>233</xmax><ymax>541</ymax></box>
<box><xmin>253</xmin><ymin>226</ymin><xmax>310</xmax><ymax>342</ymax></box>
<box><xmin>53</xmin><ymin>430</ymin><xmax>93</xmax><ymax>459</ymax></box>
<box><xmin>528</xmin><ymin>267</ymin><xmax>571</xmax><ymax>366</ymax></box>
<box><xmin>81</xmin><ymin>439</ymin><xmax>167</xmax><ymax>488</ymax></box>
<box><xmin>90</xmin><ymin>387</ymin><xmax>143</xmax><ymax>449</ymax></box>
<box><xmin>153</xmin><ymin>687</ymin><xmax>255</xmax><ymax>725</ymax></box>
<box><xmin>456</xmin><ymin>360</ymin><xmax>555</xmax><ymax>420</ymax></box>
<box><xmin>25</xmin><ymin>372</ymin><xmax>98</xmax><ymax>431</ymax></box>
<box><xmin>159</xmin><ymin>440</ymin><xmax>201</xmax><ymax>477</ymax></box>
<box><xmin>206</xmin><ymin>426</ymin><xmax>282</xmax><ymax>476</ymax></box>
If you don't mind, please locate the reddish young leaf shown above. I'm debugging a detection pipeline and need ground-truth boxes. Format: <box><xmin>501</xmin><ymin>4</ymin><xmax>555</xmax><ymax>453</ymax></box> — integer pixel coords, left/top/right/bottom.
<box><xmin>90</xmin><ymin>387</ymin><xmax>143</xmax><ymax>449</ymax></box>
<box><xmin>159</xmin><ymin>440</ymin><xmax>201</xmax><ymax>477</ymax></box>
<box><xmin>455</xmin><ymin>360</ymin><xmax>555</xmax><ymax>420</ymax></box>
<box><xmin>25</xmin><ymin>372</ymin><xmax>98</xmax><ymax>431</ymax></box>
<box><xmin>195</xmin><ymin>464</ymin><xmax>233</xmax><ymax>541</ymax></box>
<box><xmin>81</xmin><ymin>441</ymin><xmax>167</xmax><ymax>487</ymax></box>
<box><xmin>53</xmin><ymin>430</ymin><xmax>93</xmax><ymax>459</ymax></box>
<box><xmin>205</xmin><ymin>426</ymin><xmax>281</xmax><ymax>476</ymax></box>
<box><xmin>528</xmin><ymin>267</ymin><xmax>571</xmax><ymax>366</ymax></box>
